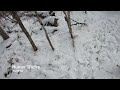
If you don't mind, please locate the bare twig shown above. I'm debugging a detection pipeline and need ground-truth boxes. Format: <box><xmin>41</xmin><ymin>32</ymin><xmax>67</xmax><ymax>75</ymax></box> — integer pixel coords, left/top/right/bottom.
<box><xmin>63</xmin><ymin>11</ymin><xmax>74</xmax><ymax>39</ymax></box>
<box><xmin>35</xmin><ymin>11</ymin><xmax>54</xmax><ymax>51</ymax></box>
<box><xmin>63</xmin><ymin>11</ymin><xmax>75</xmax><ymax>48</ymax></box>
<box><xmin>70</xmin><ymin>18</ymin><xmax>87</xmax><ymax>26</ymax></box>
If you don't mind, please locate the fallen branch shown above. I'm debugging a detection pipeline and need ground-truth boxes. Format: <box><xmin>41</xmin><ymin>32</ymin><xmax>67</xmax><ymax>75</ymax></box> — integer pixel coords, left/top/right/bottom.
<box><xmin>70</xmin><ymin>18</ymin><xmax>87</xmax><ymax>26</ymax></box>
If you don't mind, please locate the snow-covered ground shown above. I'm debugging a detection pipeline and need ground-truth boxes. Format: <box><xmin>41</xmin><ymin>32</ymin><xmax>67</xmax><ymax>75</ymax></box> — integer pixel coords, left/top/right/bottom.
<box><xmin>0</xmin><ymin>11</ymin><xmax>120</xmax><ymax>79</ymax></box>
<box><xmin>101</xmin><ymin>11</ymin><xmax>120</xmax><ymax>15</ymax></box>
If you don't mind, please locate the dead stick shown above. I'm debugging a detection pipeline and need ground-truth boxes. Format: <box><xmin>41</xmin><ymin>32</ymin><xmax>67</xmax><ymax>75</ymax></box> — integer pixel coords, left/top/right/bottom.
<box><xmin>35</xmin><ymin>11</ymin><xmax>54</xmax><ymax>51</ymax></box>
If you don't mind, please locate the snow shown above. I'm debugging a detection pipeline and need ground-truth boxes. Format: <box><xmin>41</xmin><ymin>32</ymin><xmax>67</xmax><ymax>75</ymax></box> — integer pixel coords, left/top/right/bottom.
<box><xmin>42</xmin><ymin>16</ymin><xmax>57</xmax><ymax>26</ymax></box>
<box><xmin>0</xmin><ymin>11</ymin><xmax>120</xmax><ymax>79</ymax></box>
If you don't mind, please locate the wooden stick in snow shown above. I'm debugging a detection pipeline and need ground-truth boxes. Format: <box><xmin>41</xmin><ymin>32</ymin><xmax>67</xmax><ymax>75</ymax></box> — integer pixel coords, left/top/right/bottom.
<box><xmin>0</xmin><ymin>26</ymin><xmax>9</xmax><ymax>40</ymax></box>
<box><xmin>63</xmin><ymin>11</ymin><xmax>74</xmax><ymax>39</ymax></box>
<box><xmin>35</xmin><ymin>11</ymin><xmax>54</xmax><ymax>51</ymax></box>
<box><xmin>11</xmin><ymin>11</ymin><xmax>38</xmax><ymax>51</ymax></box>
<box><xmin>63</xmin><ymin>11</ymin><xmax>75</xmax><ymax>48</ymax></box>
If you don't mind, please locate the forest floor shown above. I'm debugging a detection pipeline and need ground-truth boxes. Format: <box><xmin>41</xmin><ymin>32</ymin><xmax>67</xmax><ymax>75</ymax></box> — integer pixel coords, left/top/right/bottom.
<box><xmin>0</xmin><ymin>11</ymin><xmax>120</xmax><ymax>79</ymax></box>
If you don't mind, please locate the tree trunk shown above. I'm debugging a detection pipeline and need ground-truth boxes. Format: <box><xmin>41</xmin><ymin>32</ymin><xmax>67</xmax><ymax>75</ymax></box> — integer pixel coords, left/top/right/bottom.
<box><xmin>11</xmin><ymin>11</ymin><xmax>38</xmax><ymax>51</ymax></box>
<box><xmin>0</xmin><ymin>26</ymin><xmax>9</xmax><ymax>40</ymax></box>
<box><xmin>35</xmin><ymin>11</ymin><xmax>54</xmax><ymax>51</ymax></box>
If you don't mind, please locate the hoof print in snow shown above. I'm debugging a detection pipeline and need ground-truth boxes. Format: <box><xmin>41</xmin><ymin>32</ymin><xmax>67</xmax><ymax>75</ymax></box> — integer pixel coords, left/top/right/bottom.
<box><xmin>96</xmin><ymin>50</ymin><xmax>100</xmax><ymax>54</ymax></box>
<box><xmin>40</xmin><ymin>28</ymin><xmax>42</xmax><ymax>30</ymax></box>
<box><xmin>15</xmin><ymin>58</ymin><xmax>19</xmax><ymax>63</ymax></box>
<box><xmin>94</xmin><ymin>45</ymin><xmax>97</xmax><ymax>48</ymax></box>
<box><xmin>48</xmin><ymin>63</ymin><xmax>52</xmax><ymax>66</ymax></box>
<box><xmin>7</xmin><ymin>69</ymin><xmax>12</xmax><ymax>75</ymax></box>
<box><xmin>7</xmin><ymin>58</ymin><xmax>14</xmax><ymax>65</ymax></box>
<box><xmin>18</xmin><ymin>41</ymin><xmax>23</xmax><ymax>45</ymax></box>
<box><xmin>4</xmin><ymin>73</ymin><xmax>8</xmax><ymax>77</ymax></box>
<box><xmin>117</xmin><ymin>65</ymin><xmax>120</xmax><ymax>68</ymax></box>
<box><xmin>54</xmin><ymin>55</ymin><xmax>61</xmax><ymax>60</ymax></box>
<box><xmin>96</xmin><ymin>58</ymin><xmax>99</xmax><ymax>61</ymax></box>
<box><xmin>4</xmin><ymin>67</ymin><xmax>12</xmax><ymax>78</ymax></box>
<box><xmin>18</xmin><ymin>72</ymin><xmax>20</xmax><ymax>74</ymax></box>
